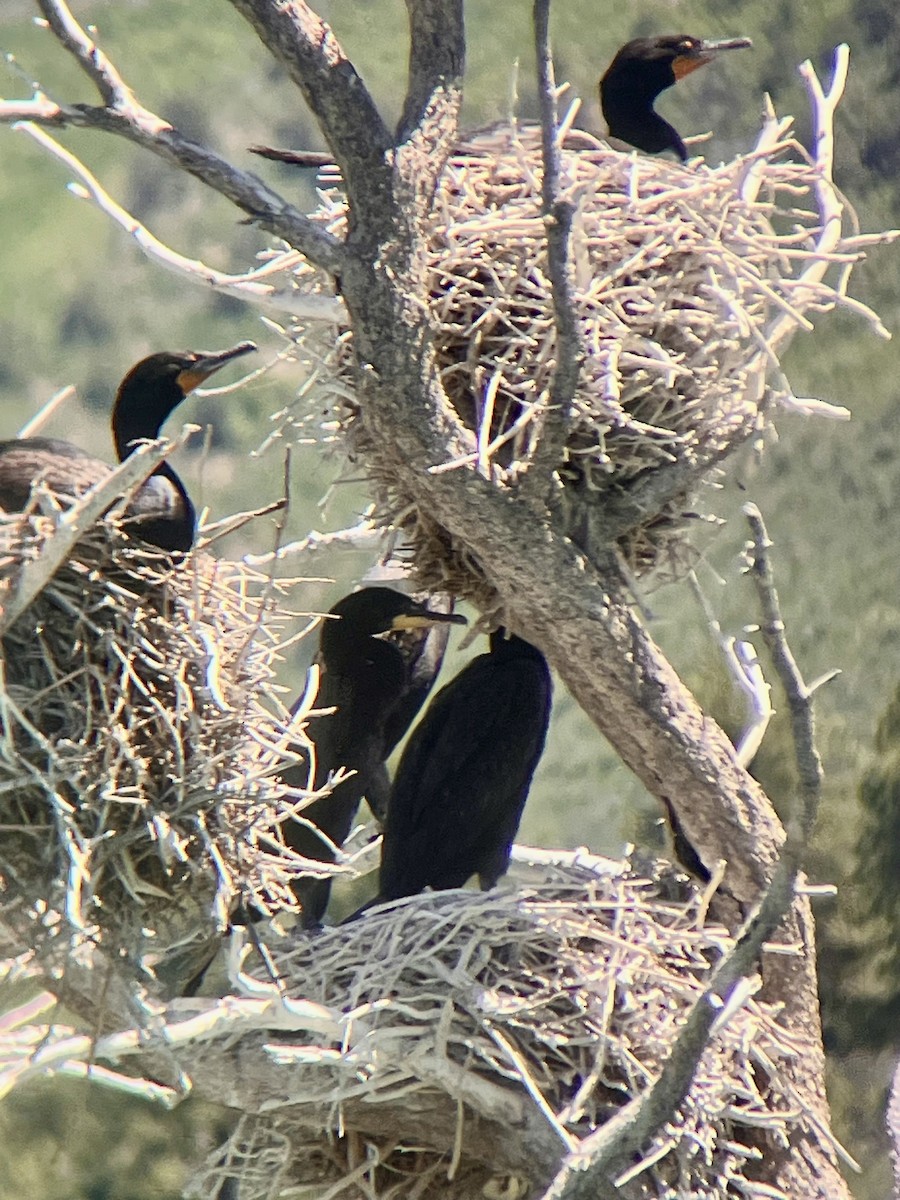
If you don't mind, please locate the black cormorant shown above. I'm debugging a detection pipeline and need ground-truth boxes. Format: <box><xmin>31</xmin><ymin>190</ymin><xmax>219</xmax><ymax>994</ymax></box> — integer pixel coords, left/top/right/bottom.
<box><xmin>250</xmin><ymin>34</ymin><xmax>751</xmax><ymax>173</ymax></box>
<box><xmin>378</xmin><ymin>629</ymin><xmax>552</xmax><ymax>901</ymax></box>
<box><xmin>600</xmin><ymin>35</ymin><xmax>752</xmax><ymax>162</ymax></box>
<box><xmin>282</xmin><ymin>587</ymin><xmax>466</xmax><ymax>926</ymax></box>
<box><xmin>0</xmin><ymin>341</ymin><xmax>256</xmax><ymax>552</ymax></box>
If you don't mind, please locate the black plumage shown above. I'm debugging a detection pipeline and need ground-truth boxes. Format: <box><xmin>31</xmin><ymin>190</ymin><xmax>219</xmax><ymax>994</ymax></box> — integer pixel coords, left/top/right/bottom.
<box><xmin>282</xmin><ymin>587</ymin><xmax>465</xmax><ymax>926</ymax></box>
<box><xmin>0</xmin><ymin>341</ymin><xmax>256</xmax><ymax>552</ymax></box>
<box><xmin>369</xmin><ymin>592</ymin><xmax>458</xmax><ymax>822</ymax></box>
<box><xmin>378</xmin><ymin>629</ymin><xmax>552</xmax><ymax>901</ymax></box>
<box><xmin>600</xmin><ymin>34</ymin><xmax>752</xmax><ymax>162</ymax></box>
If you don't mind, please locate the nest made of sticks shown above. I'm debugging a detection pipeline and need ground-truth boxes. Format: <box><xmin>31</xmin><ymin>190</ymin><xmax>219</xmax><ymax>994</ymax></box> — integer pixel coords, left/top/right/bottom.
<box><xmin>0</xmin><ymin>505</ymin><xmax>310</xmax><ymax>992</ymax></box>
<box><xmin>182</xmin><ymin>853</ymin><xmax>818</xmax><ymax>1200</ymax></box>
<box><xmin>273</xmin><ymin>99</ymin><xmax>885</xmax><ymax>606</ymax></box>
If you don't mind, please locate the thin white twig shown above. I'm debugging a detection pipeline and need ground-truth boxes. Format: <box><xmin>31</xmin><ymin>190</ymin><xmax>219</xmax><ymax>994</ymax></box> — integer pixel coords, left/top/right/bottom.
<box><xmin>0</xmin><ymin>990</ymin><xmax>340</xmax><ymax>1101</ymax></box>
<box><xmin>17</xmin><ymin>385</ymin><xmax>77</xmax><ymax>438</ymax></box>
<box><xmin>36</xmin><ymin>0</ymin><xmax>167</xmax><ymax>124</ymax></box>
<box><xmin>242</xmin><ymin>518</ymin><xmax>383</xmax><ymax>566</ymax></box>
<box><xmin>484</xmin><ymin>1021</ymin><xmax>578</xmax><ymax>1151</ymax></box>
<box><xmin>764</xmin><ymin>47</ymin><xmax>849</xmax><ymax>356</ymax></box>
<box><xmin>689</xmin><ymin>572</ymin><xmax>773</xmax><ymax>768</ymax></box>
<box><xmin>13</xmin><ymin>123</ymin><xmax>345</xmax><ymax>324</ymax></box>
<box><xmin>775</xmin><ymin>395</ymin><xmax>851</xmax><ymax>420</ymax></box>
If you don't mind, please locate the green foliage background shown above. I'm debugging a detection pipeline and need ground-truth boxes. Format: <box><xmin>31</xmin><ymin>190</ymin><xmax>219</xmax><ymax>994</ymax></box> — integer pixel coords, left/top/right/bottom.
<box><xmin>1</xmin><ymin>1</ymin><xmax>898</xmax><ymax>1196</ymax></box>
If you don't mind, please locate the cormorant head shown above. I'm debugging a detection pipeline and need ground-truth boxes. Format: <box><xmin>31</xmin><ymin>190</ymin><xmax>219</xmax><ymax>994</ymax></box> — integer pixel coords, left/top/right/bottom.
<box><xmin>600</xmin><ymin>34</ymin><xmax>752</xmax><ymax>162</ymax></box>
<box><xmin>113</xmin><ymin>340</ymin><xmax>257</xmax><ymax>460</ymax></box>
<box><xmin>321</xmin><ymin>587</ymin><xmax>466</xmax><ymax>658</ymax></box>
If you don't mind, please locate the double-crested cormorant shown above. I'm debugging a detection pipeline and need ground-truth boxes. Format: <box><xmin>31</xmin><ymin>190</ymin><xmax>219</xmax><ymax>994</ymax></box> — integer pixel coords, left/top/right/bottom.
<box><xmin>0</xmin><ymin>341</ymin><xmax>256</xmax><ymax>552</ymax></box>
<box><xmin>600</xmin><ymin>35</ymin><xmax>752</xmax><ymax>162</ymax></box>
<box><xmin>251</xmin><ymin>35</ymin><xmax>751</xmax><ymax>174</ymax></box>
<box><xmin>378</xmin><ymin>629</ymin><xmax>552</xmax><ymax>901</ymax></box>
<box><xmin>282</xmin><ymin>587</ymin><xmax>466</xmax><ymax>926</ymax></box>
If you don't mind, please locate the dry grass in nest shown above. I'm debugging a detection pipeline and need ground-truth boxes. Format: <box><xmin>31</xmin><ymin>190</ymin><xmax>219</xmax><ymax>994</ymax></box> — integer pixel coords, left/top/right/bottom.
<box><xmin>181</xmin><ymin>852</ymin><xmax>819</xmax><ymax>1200</ymax></box>
<box><xmin>0</xmin><ymin>505</ymin><xmax>311</xmax><ymax>993</ymax></box>
<box><xmin>272</xmin><ymin>95</ymin><xmax>887</xmax><ymax>602</ymax></box>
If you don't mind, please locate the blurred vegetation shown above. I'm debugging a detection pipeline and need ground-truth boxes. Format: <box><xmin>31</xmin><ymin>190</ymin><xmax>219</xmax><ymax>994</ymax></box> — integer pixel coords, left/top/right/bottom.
<box><xmin>0</xmin><ymin>1079</ymin><xmax>228</xmax><ymax>1200</ymax></box>
<box><xmin>1</xmin><ymin>1</ymin><xmax>898</xmax><ymax>1196</ymax></box>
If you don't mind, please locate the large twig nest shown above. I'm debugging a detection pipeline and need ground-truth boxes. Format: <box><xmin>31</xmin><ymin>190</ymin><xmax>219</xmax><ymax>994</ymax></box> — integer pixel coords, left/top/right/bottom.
<box><xmin>175</xmin><ymin>853</ymin><xmax>823</xmax><ymax>1200</ymax></box>
<box><xmin>0</xmin><ymin>503</ymin><xmax>839</xmax><ymax>1194</ymax></box>
<box><xmin>0</xmin><ymin>506</ymin><xmax>307</xmax><ymax>998</ymax></box>
<box><xmin>275</xmin><ymin>95</ymin><xmax>887</xmax><ymax>603</ymax></box>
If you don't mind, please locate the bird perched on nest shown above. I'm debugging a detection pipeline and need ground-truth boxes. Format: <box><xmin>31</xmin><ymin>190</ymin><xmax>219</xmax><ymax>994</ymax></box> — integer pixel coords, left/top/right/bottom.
<box><xmin>281</xmin><ymin>586</ymin><xmax>466</xmax><ymax>927</ymax></box>
<box><xmin>600</xmin><ymin>34</ymin><xmax>752</xmax><ymax>162</ymax></box>
<box><xmin>0</xmin><ymin>341</ymin><xmax>256</xmax><ymax>553</ymax></box>
<box><xmin>249</xmin><ymin>34</ymin><xmax>751</xmax><ymax>173</ymax></box>
<box><xmin>377</xmin><ymin>629</ymin><xmax>552</xmax><ymax>901</ymax></box>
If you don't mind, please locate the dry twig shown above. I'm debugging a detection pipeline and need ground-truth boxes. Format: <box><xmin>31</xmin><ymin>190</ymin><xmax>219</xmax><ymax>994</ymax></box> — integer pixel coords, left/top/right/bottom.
<box><xmin>537</xmin><ymin>504</ymin><xmax>843</xmax><ymax>1199</ymax></box>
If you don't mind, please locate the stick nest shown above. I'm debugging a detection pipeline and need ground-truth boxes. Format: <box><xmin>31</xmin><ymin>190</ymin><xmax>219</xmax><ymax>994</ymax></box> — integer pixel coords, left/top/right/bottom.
<box><xmin>277</xmin><ymin>116</ymin><xmax>877</xmax><ymax>607</ymax></box>
<box><xmin>0</xmin><ymin>509</ymin><xmax>304</xmax><ymax>995</ymax></box>
<box><xmin>184</xmin><ymin>854</ymin><xmax>814</xmax><ymax>1200</ymax></box>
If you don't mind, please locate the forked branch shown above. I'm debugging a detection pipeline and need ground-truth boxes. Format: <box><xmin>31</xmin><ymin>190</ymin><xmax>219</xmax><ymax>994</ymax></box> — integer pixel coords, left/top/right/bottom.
<box><xmin>1</xmin><ymin>0</ymin><xmax>346</xmax><ymax>272</ymax></box>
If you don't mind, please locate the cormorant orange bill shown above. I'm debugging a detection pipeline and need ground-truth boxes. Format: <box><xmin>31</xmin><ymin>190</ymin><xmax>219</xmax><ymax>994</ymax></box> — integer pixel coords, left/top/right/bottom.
<box><xmin>280</xmin><ymin>587</ymin><xmax>466</xmax><ymax>928</ymax></box>
<box><xmin>377</xmin><ymin>629</ymin><xmax>552</xmax><ymax>902</ymax></box>
<box><xmin>600</xmin><ymin>34</ymin><xmax>752</xmax><ymax>162</ymax></box>
<box><xmin>0</xmin><ymin>341</ymin><xmax>256</xmax><ymax>553</ymax></box>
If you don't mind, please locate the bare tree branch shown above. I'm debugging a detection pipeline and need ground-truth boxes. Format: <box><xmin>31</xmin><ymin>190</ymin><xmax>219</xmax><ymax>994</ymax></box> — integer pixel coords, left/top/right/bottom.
<box><xmin>523</xmin><ymin>0</ymin><xmax>581</xmax><ymax>502</ymax></box>
<box><xmin>1</xmin><ymin>98</ymin><xmax>344</xmax><ymax>272</ymax></box>
<box><xmin>400</xmin><ymin>0</ymin><xmax>466</xmax><ymax>143</ymax></box>
<box><xmin>755</xmin><ymin>46</ymin><xmax>853</xmax><ymax>359</ymax></box>
<box><xmin>740</xmin><ymin>503</ymin><xmax>849</xmax><ymax>1194</ymax></box>
<box><xmin>395</xmin><ymin>1</ymin><xmax>465</xmax><ymax>216</ymax></box>
<box><xmin>227</xmin><ymin>0</ymin><xmax>393</xmax><ymax>225</ymax></box>
<box><xmin>1</xmin><ymin>1</ymin><xmax>346</xmax><ymax>273</ymax></box>
<box><xmin>689</xmin><ymin>570</ymin><xmax>773</xmax><ymax>769</ymax></box>
<box><xmin>15</xmin><ymin>123</ymin><xmax>345</xmax><ymax>323</ymax></box>
<box><xmin>35</xmin><ymin>0</ymin><xmax>163</xmax><ymax>120</ymax></box>
<box><xmin>743</xmin><ymin>503</ymin><xmax>828</xmax><ymax>836</ymax></box>
<box><xmin>539</xmin><ymin>504</ymin><xmax>841</xmax><ymax>1199</ymax></box>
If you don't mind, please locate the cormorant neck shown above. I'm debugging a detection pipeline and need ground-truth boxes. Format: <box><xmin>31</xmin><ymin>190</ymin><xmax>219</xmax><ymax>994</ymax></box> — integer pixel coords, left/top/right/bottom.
<box><xmin>112</xmin><ymin>377</ymin><xmax>186</xmax><ymax>464</ymax></box>
<box><xmin>114</xmin><ymin>392</ymin><xmax>196</xmax><ymax>550</ymax></box>
<box><xmin>602</xmin><ymin>94</ymin><xmax>687</xmax><ymax>161</ymax></box>
<box><xmin>601</xmin><ymin>54</ymin><xmax>689</xmax><ymax>162</ymax></box>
